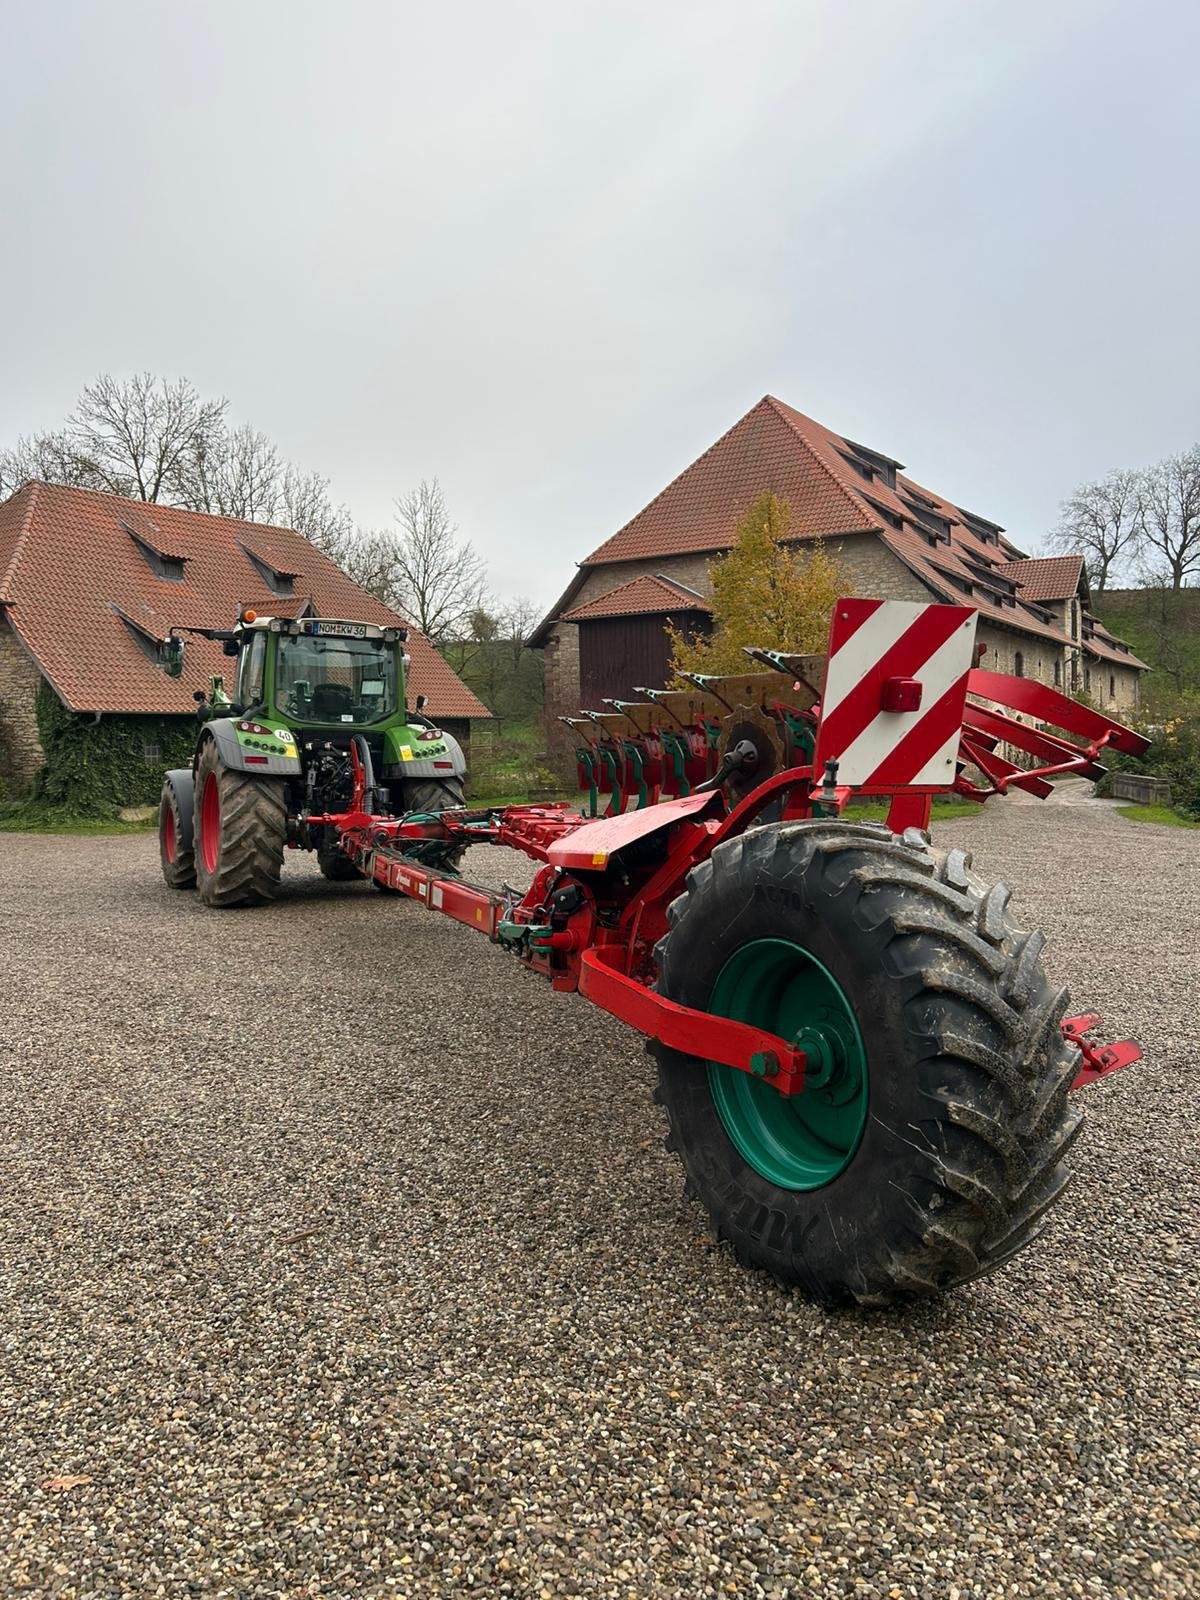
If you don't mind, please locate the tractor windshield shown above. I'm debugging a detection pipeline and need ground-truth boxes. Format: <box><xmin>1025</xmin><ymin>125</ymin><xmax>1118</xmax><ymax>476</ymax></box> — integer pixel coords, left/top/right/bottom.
<box><xmin>275</xmin><ymin>634</ymin><xmax>398</xmax><ymax>726</ymax></box>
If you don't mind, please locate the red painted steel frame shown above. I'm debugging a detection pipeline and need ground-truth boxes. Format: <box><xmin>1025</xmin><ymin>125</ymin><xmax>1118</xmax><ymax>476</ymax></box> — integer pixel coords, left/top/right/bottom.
<box><xmin>318</xmin><ymin>652</ymin><xmax>1147</xmax><ymax>1099</ymax></box>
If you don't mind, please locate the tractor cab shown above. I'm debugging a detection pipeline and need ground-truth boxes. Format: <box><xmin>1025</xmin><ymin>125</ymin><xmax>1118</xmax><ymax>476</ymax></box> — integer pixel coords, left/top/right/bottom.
<box><xmin>231</xmin><ymin>614</ymin><xmax>408</xmax><ymax>730</ymax></box>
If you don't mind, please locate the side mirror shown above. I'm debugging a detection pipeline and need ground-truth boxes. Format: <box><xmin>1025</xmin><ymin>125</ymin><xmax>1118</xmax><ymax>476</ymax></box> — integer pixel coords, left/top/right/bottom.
<box><xmin>415</xmin><ymin>693</ymin><xmax>428</xmax><ymax>713</ymax></box>
<box><xmin>193</xmin><ymin>690</ymin><xmax>207</xmax><ymax>704</ymax></box>
<box><xmin>161</xmin><ymin>635</ymin><xmax>186</xmax><ymax>678</ymax></box>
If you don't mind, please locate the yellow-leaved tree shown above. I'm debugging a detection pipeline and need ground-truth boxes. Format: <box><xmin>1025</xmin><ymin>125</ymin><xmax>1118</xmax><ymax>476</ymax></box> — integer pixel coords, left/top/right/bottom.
<box><xmin>667</xmin><ymin>491</ymin><xmax>851</xmax><ymax>679</ymax></box>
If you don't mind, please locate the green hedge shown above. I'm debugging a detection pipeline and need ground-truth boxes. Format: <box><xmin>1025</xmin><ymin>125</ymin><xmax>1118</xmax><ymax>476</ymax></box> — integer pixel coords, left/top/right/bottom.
<box><xmin>35</xmin><ymin>683</ymin><xmax>197</xmax><ymax>815</ymax></box>
<box><xmin>1097</xmin><ymin>692</ymin><xmax>1200</xmax><ymax>820</ymax></box>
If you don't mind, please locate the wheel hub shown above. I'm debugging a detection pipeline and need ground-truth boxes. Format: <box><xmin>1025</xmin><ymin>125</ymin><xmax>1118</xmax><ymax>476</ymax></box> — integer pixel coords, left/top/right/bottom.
<box><xmin>706</xmin><ymin>938</ymin><xmax>869</xmax><ymax>1191</ymax></box>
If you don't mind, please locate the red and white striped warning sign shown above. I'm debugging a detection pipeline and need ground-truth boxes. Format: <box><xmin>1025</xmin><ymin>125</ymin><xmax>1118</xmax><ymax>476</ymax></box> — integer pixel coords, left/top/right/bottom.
<box><xmin>814</xmin><ymin>599</ymin><xmax>977</xmax><ymax>788</ymax></box>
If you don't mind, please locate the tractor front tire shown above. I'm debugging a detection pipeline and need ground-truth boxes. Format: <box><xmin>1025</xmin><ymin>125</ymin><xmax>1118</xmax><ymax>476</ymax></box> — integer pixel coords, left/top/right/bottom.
<box><xmin>159</xmin><ymin>770</ymin><xmax>197</xmax><ymax>890</ymax></box>
<box><xmin>652</xmin><ymin>820</ymin><xmax>1081</xmax><ymax>1306</ymax></box>
<box><xmin>194</xmin><ymin>740</ymin><xmax>287</xmax><ymax>909</ymax></box>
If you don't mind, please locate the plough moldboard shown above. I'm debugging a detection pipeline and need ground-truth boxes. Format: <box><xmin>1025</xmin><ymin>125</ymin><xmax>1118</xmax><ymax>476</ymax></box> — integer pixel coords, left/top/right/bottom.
<box><xmin>163</xmin><ymin>599</ymin><xmax>1152</xmax><ymax>1305</ymax></box>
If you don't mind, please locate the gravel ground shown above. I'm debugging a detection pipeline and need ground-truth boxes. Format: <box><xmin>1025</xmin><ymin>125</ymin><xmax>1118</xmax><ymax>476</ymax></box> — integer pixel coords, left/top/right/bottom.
<box><xmin>0</xmin><ymin>798</ymin><xmax>1197</xmax><ymax>1599</ymax></box>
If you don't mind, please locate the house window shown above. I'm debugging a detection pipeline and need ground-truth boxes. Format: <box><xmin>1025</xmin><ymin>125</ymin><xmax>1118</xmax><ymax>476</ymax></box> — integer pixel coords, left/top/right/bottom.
<box><xmin>1054</xmin><ymin>659</ymin><xmax>1061</xmax><ymax>687</ymax></box>
<box><xmin>1084</xmin><ymin>666</ymin><xmax>1091</xmax><ymax>693</ymax></box>
<box><xmin>1109</xmin><ymin>674</ymin><xmax>1116</xmax><ymax>701</ymax></box>
<box><xmin>1014</xmin><ymin>651</ymin><xmax>1024</xmax><ymax>678</ymax></box>
<box><xmin>142</xmin><ymin>741</ymin><xmax>161</xmax><ymax>762</ymax></box>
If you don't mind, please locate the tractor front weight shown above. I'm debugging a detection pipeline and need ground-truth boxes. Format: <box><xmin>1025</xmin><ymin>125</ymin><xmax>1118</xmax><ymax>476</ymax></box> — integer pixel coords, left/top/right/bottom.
<box><xmin>166</xmin><ymin>599</ymin><xmax>1153</xmax><ymax>1305</ymax></box>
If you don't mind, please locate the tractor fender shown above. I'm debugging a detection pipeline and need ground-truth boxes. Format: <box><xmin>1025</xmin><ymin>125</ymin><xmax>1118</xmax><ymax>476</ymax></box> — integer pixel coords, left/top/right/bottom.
<box><xmin>197</xmin><ymin>719</ymin><xmax>303</xmax><ymax>778</ymax></box>
<box><xmin>381</xmin><ymin>725</ymin><xmax>467</xmax><ymax>781</ymax></box>
<box><xmin>163</xmin><ymin>767</ymin><xmax>195</xmax><ymax>851</ymax></box>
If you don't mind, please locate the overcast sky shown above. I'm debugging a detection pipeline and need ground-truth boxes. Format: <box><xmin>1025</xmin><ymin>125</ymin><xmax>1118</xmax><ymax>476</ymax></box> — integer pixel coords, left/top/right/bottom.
<box><xmin>2</xmin><ymin>0</ymin><xmax>1197</xmax><ymax>609</ymax></box>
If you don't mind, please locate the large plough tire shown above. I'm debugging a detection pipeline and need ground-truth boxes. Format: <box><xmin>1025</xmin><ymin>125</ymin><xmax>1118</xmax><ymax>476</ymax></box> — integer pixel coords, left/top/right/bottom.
<box><xmin>652</xmin><ymin>820</ymin><xmax>1080</xmax><ymax>1306</ymax></box>
<box><xmin>194</xmin><ymin>739</ymin><xmax>287</xmax><ymax>909</ymax></box>
<box><xmin>158</xmin><ymin>770</ymin><xmax>197</xmax><ymax>890</ymax></box>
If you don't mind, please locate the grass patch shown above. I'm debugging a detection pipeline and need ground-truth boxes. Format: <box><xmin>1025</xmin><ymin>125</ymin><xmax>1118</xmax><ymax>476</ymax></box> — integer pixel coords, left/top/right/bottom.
<box><xmin>1116</xmin><ymin>803</ymin><xmax>1200</xmax><ymax>830</ymax></box>
<box><xmin>0</xmin><ymin>801</ymin><xmax>157</xmax><ymax>835</ymax></box>
<box><xmin>844</xmin><ymin>799</ymin><xmax>982</xmax><ymax>823</ymax></box>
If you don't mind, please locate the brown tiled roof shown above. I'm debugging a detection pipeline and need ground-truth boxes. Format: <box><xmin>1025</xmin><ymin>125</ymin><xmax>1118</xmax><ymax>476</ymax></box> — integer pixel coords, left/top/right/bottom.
<box><xmin>532</xmin><ymin>395</ymin><xmax>1144</xmax><ymax>667</ymax></box>
<box><xmin>582</xmin><ymin>399</ymin><xmax>871</xmax><ymax>567</ymax></box>
<box><xmin>1003</xmin><ymin>555</ymin><xmax>1085</xmax><ymax>602</ymax></box>
<box><xmin>0</xmin><ymin>481</ymin><xmax>490</xmax><ymax>718</ymax></box>
<box><xmin>562</xmin><ymin>573</ymin><xmax>711</xmax><ymax>623</ymax></box>
<box><xmin>1083</xmin><ymin>620</ymin><xmax>1149</xmax><ymax>670</ymax></box>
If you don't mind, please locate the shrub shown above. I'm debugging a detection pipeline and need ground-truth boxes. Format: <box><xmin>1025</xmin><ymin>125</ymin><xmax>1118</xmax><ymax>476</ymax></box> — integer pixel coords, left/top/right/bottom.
<box><xmin>1099</xmin><ymin>690</ymin><xmax>1200</xmax><ymax>819</ymax></box>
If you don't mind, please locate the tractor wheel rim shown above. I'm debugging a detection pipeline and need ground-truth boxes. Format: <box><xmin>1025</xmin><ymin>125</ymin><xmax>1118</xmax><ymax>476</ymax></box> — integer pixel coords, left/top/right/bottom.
<box><xmin>200</xmin><ymin>773</ymin><xmax>220</xmax><ymax>874</ymax></box>
<box><xmin>163</xmin><ymin>805</ymin><xmax>176</xmax><ymax>863</ymax></box>
<box><xmin>706</xmin><ymin>938</ymin><xmax>868</xmax><ymax>1191</ymax></box>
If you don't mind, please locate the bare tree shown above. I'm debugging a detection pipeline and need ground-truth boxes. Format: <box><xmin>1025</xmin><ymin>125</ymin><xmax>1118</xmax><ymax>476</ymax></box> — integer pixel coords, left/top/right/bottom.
<box><xmin>277</xmin><ymin>466</ymin><xmax>356</xmax><ymax>556</ymax></box>
<box><xmin>65</xmin><ymin>372</ymin><xmax>228</xmax><ymax>502</ymax></box>
<box><xmin>184</xmin><ymin>424</ymin><xmax>282</xmax><ymax>522</ymax></box>
<box><xmin>1047</xmin><ymin>468</ymin><xmax>1141</xmax><ymax>592</ymax></box>
<box><xmin>1</xmin><ymin>372</ymin><xmax>356</xmax><ymax>561</ymax></box>
<box><xmin>1137</xmin><ymin>447</ymin><xmax>1200</xmax><ymax>591</ymax></box>
<box><xmin>0</xmin><ymin>429</ymin><xmax>99</xmax><ymax>498</ymax></box>
<box><xmin>498</xmin><ymin>595</ymin><xmax>540</xmax><ymax>666</ymax></box>
<box><xmin>388</xmin><ymin>478</ymin><xmax>489</xmax><ymax>644</ymax></box>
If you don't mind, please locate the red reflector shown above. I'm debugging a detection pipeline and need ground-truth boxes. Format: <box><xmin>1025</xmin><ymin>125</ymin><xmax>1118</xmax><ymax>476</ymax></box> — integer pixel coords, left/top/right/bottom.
<box><xmin>244</xmin><ymin>755</ymin><xmax>269</xmax><ymax>765</ymax></box>
<box><xmin>433</xmin><ymin>760</ymin><xmax>453</xmax><ymax>769</ymax></box>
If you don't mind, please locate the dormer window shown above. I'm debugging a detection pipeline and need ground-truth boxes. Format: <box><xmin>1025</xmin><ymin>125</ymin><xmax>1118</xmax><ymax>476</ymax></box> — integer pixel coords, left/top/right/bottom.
<box><xmin>842</xmin><ymin>438</ymin><xmax>902</xmax><ymax>492</ymax></box>
<box><xmin>112</xmin><ymin>606</ymin><xmax>164</xmax><ymax>663</ymax></box>
<box><xmin>121</xmin><ymin>516</ymin><xmax>188</xmax><ymax>583</ymax></box>
<box><xmin>239</xmin><ymin>542</ymin><xmax>297</xmax><ymax>598</ymax></box>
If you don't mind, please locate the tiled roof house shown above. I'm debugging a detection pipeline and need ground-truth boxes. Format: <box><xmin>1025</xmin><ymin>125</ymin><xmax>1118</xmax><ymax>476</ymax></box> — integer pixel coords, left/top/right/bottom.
<box><xmin>0</xmin><ymin>480</ymin><xmax>489</xmax><ymax>792</ymax></box>
<box><xmin>530</xmin><ymin>396</ymin><xmax>1146</xmax><ymax>754</ymax></box>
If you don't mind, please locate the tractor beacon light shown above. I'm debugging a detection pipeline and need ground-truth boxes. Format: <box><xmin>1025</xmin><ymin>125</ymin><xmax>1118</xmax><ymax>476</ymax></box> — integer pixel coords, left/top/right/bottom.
<box><xmin>157</xmin><ymin>599</ymin><xmax>1149</xmax><ymax>1306</ymax></box>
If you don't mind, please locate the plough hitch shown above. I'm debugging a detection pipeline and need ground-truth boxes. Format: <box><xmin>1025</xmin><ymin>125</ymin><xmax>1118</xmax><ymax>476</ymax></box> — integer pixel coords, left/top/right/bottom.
<box><xmin>1063</xmin><ymin>1013</ymin><xmax>1143</xmax><ymax>1090</ymax></box>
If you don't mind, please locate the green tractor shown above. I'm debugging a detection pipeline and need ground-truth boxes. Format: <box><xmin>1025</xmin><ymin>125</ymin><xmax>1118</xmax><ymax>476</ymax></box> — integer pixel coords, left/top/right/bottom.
<box><xmin>156</xmin><ymin>609</ymin><xmax>467</xmax><ymax>907</ymax></box>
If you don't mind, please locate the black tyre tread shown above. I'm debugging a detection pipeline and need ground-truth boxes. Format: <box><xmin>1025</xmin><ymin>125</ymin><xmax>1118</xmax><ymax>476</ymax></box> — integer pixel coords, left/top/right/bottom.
<box><xmin>158</xmin><ymin>779</ymin><xmax>196</xmax><ymax>890</ymax></box>
<box><xmin>397</xmin><ymin>776</ymin><xmax>468</xmax><ymax>871</ymax></box>
<box><xmin>194</xmin><ymin>742</ymin><xmax>287</xmax><ymax>909</ymax></box>
<box><xmin>318</xmin><ymin>840</ymin><xmax>364</xmax><ymax>881</ymax></box>
<box><xmin>403</xmin><ymin>776</ymin><xmax>466</xmax><ymax>812</ymax></box>
<box><xmin>652</xmin><ymin>818</ymin><xmax>1081</xmax><ymax>1306</ymax></box>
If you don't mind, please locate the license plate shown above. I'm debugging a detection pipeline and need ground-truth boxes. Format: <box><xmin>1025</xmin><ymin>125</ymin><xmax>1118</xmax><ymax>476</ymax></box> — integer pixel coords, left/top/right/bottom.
<box><xmin>313</xmin><ymin>622</ymin><xmax>367</xmax><ymax>638</ymax></box>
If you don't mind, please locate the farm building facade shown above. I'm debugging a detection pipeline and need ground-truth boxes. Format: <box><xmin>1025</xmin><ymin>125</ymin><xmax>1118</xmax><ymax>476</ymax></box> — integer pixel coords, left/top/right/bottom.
<box><xmin>0</xmin><ymin>480</ymin><xmax>489</xmax><ymax>798</ymax></box>
<box><xmin>530</xmin><ymin>396</ymin><xmax>1146</xmax><ymax>760</ymax></box>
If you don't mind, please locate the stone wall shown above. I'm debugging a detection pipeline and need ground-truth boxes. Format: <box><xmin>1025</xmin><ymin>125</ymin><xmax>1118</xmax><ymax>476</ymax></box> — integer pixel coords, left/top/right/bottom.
<box><xmin>0</xmin><ymin>617</ymin><xmax>46</xmax><ymax>794</ymax></box>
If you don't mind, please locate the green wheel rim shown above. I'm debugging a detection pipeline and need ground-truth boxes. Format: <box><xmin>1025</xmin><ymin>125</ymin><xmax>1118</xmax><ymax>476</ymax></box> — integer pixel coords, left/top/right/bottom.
<box><xmin>706</xmin><ymin>938</ymin><xmax>869</xmax><ymax>1190</ymax></box>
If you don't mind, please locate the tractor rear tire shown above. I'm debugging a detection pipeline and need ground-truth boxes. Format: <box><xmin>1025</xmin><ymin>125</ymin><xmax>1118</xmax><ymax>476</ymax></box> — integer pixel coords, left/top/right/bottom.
<box><xmin>652</xmin><ymin>820</ymin><xmax>1081</xmax><ymax>1306</ymax></box>
<box><xmin>402</xmin><ymin>775</ymin><xmax>466</xmax><ymax>813</ymax></box>
<box><xmin>159</xmin><ymin>770</ymin><xmax>197</xmax><ymax>890</ymax></box>
<box><xmin>194</xmin><ymin>739</ymin><xmax>288</xmax><ymax>909</ymax></box>
<box><xmin>384</xmin><ymin>775</ymin><xmax>468</xmax><ymax>876</ymax></box>
<box><xmin>318</xmin><ymin>837</ymin><xmax>364</xmax><ymax>881</ymax></box>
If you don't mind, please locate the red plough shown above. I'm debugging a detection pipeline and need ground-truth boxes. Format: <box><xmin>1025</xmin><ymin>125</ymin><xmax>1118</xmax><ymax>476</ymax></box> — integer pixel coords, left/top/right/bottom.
<box><xmin>174</xmin><ymin>598</ymin><xmax>1152</xmax><ymax>1303</ymax></box>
